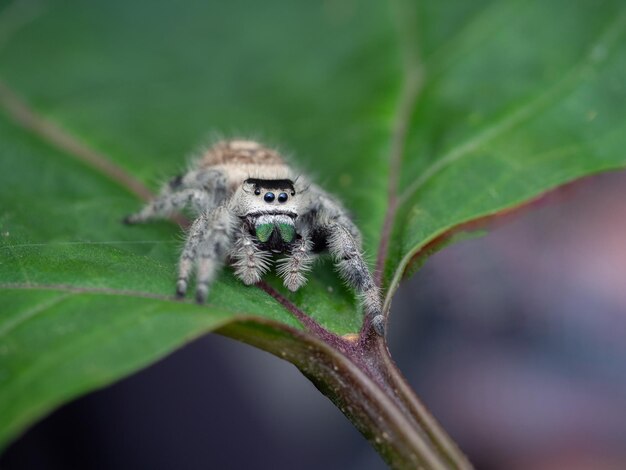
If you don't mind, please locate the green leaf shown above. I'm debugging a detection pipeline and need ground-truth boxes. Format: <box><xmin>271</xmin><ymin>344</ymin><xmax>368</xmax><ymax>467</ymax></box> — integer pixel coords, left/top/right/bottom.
<box><xmin>1</xmin><ymin>0</ymin><xmax>625</xmax><ymax>452</ymax></box>
<box><xmin>384</xmin><ymin>0</ymin><xmax>626</xmax><ymax>299</ymax></box>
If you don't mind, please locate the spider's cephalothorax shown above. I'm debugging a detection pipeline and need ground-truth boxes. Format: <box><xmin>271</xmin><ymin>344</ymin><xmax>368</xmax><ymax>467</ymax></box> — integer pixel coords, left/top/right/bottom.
<box><xmin>124</xmin><ymin>139</ymin><xmax>383</xmax><ymax>333</ymax></box>
<box><xmin>236</xmin><ymin>177</ymin><xmax>298</xmax><ymax>254</ymax></box>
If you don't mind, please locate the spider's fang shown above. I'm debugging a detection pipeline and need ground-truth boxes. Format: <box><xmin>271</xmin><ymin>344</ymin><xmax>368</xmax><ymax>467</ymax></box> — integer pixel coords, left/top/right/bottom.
<box><xmin>255</xmin><ymin>223</ymin><xmax>274</xmax><ymax>243</ymax></box>
<box><xmin>277</xmin><ymin>223</ymin><xmax>295</xmax><ymax>243</ymax></box>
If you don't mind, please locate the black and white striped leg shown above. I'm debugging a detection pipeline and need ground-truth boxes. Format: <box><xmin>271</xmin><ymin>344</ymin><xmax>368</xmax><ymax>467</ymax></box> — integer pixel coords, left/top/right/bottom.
<box><xmin>326</xmin><ymin>223</ymin><xmax>384</xmax><ymax>335</ymax></box>
<box><xmin>124</xmin><ymin>189</ymin><xmax>212</xmax><ymax>224</ymax></box>
<box><xmin>176</xmin><ymin>206</ymin><xmax>235</xmax><ymax>303</ymax></box>
<box><xmin>124</xmin><ymin>168</ymin><xmax>228</xmax><ymax>224</ymax></box>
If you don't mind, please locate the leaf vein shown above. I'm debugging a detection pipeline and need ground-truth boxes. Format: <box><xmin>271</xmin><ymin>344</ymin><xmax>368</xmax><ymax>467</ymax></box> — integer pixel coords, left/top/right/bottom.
<box><xmin>0</xmin><ymin>292</ymin><xmax>72</xmax><ymax>338</ymax></box>
<box><xmin>398</xmin><ymin>11</ymin><xmax>626</xmax><ymax>206</ymax></box>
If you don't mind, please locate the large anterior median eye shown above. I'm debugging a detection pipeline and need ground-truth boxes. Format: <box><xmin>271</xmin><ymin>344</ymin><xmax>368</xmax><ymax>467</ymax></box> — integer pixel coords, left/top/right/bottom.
<box><xmin>277</xmin><ymin>192</ymin><xmax>288</xmax><ymax>203</ymax></box>
<box><xmin>264</xmin><ymin>192</ymin><xmax>275</xmax><ymax>202</ymax></box>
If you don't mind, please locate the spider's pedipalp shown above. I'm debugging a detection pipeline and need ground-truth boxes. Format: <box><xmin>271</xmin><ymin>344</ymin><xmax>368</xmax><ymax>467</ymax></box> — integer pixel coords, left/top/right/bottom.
<box><xmin>230</xmin><ymin>227</ymin><xmax>272</xmax><ymax>285</ymax></box>
<box><xmin>277</xmin><ymin>235</ymin><xmax>315</xmax><ymax>291</ymax></box>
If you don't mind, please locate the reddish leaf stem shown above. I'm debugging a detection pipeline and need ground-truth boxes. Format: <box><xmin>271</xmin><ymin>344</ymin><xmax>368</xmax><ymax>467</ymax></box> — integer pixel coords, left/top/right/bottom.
<box><xmin>0</xmin><ymin>79</ymin><xmax>153</xmax><ymax>202</ymax></box>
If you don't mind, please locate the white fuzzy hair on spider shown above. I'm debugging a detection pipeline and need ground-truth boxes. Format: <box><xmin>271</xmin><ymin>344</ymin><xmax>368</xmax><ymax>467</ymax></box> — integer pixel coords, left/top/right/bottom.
<box><xmin>124</xmin><ymin>139</ymin><xmax>383</xmax><ymax>334</ymax></box>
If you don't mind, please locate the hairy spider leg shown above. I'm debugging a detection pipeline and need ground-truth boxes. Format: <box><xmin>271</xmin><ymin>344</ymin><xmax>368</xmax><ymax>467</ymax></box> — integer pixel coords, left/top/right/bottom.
<box><xmin>124</xmin><ymin>168</ymin><xmax>228</xmax><ymax>224</ymax></box>
<box><xmin>176</xmin><ymin>205</ymin><xmax>236</xmax><ymax>303</ymax></box>
<box><xmin>230</xmin><ymin>226</ymin><xmax>272</xmax><ymax>285</ymax></box>
<box><xmin>299</xmin><ymin>183</ymin><xmax>384</xmax><ymax>332</ymax></box>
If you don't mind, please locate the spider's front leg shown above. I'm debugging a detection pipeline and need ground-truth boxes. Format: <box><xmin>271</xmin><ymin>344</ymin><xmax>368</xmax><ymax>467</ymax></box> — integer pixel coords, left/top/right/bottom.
<box><xmin>177</xmin><ymin>205</ymin><xmax>236</xmax><ymax>303</ymax></box>
<box><xmin>124</xmin><ymin>168</ymin><xmax>227</xmax><ymax>224</ymax></box>
<box><xmin>325</xmin><ymin>223</ymin><xmax>383</xmax><ymax>331</ymax></box>
<box><xmin>300</xmin><ymin>182</ymin><xmax>384</xmax><ymax>335</ymax></box>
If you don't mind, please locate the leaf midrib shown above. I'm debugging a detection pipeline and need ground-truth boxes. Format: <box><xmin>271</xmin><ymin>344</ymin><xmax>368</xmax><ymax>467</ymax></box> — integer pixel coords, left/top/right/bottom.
<box><xmin>0</xmin><ymin>291</ymin><xmax>72</xmax><ymax>338</ymax></box>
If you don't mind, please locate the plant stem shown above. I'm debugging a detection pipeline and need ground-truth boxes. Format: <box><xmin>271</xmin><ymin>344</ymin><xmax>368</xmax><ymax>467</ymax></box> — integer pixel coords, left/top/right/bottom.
<box><xmin>219</xmin><ymin>318</ymin><xmax>473</xmax><ymax>470</ymax></box>
<box><xmin>369</xmin><ymin>335</ymin><xmax>472</xmax><ymax>469</ymax></box>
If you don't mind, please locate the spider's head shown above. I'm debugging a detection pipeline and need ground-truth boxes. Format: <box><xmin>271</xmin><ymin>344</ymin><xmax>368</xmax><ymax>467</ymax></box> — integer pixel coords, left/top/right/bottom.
<box><xmin>233</xmin><ymin>178</ymin><xmax>300</xmax><ymax>251</ymax></box>
<box><xmin>242</xmin><ymin>178</ymin><xmax>298</xmax><ymax>211</ymax></box>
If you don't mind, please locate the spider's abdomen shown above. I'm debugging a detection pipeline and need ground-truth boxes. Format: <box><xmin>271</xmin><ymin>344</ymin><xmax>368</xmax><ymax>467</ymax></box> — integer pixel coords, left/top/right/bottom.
<box><xmin>199</xmin><ymin>140</ymin><xmax>284</xmax><ymax>166</ymax></box>
<box><xmin>197</xmin><ymin>140</ymin><xmax>293</xmax><ymax>192</ymax></box>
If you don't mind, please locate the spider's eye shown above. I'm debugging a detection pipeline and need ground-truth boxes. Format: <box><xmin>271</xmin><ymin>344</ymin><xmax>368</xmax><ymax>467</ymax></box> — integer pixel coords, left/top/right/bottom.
<box><xmin>254</xmin><ymin>188</ymin><xmax>261</xmax><ymax>196</ymax></box>
<box><xmin>264</xmin><ymin>192</ymin><xmax>275</xmax><ymax>203</ymax></box>
<box><xmin>291</xmin><ymin>191</ymin><xmax>296</xmax><ymax>196</ymax></box>
<box><xmin>277</xmin><ymin>192</ymin><xmax>288</xmax><ymax>203</ymax></box>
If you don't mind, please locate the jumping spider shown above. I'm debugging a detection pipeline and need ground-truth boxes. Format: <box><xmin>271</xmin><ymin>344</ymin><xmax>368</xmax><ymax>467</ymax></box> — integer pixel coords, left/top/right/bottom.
<box><xmin>124</xmin><ymin>140</ymin><xmax>384</xmax><ymax>335</ymax></box>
